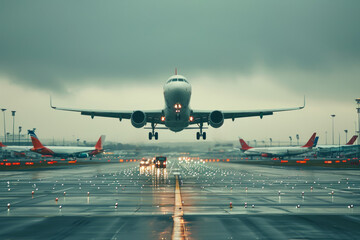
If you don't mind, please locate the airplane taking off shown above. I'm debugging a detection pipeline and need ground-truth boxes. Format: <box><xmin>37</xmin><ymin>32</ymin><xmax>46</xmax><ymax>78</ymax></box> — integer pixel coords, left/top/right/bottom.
<box><xmin>239</xmin><ymin>133</ymin><xmax>317</xmax><ymax>158</ymax></box>
<box><xmin>28</xmin><ymin>130</ymin><xmax>105</xmax><ymax>158</ymax></box>
<box><xmin>51</xmin><ymin>70</ymin><xmax>305</xmax><ymax>140</ymax></box>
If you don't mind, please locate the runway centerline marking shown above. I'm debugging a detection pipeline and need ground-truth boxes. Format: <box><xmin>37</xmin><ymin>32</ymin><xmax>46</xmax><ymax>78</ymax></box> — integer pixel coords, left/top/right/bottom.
<box><xmin>172</xmin><ymin>174</ymin><xmax>187</xmax><ymax>240</ymax></box>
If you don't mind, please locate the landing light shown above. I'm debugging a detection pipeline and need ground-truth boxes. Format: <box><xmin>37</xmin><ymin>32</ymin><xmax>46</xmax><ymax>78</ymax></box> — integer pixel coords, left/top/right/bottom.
<box><xmin>161</xmin><ymin>116</ymin><xmax>165</xmax><ymax>122</ymax></box>
<box><xmin>189</xmin><ymin>116</ymin><xmax>194</xmax><ymax>122</ymax></box>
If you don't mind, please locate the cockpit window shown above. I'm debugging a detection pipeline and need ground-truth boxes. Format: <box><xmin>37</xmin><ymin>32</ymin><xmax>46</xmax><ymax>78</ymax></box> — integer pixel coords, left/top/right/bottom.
<box><xmin>167</xmin><ymin>78</ymin><xmax>188</xmax><ymax>83</ymax></box>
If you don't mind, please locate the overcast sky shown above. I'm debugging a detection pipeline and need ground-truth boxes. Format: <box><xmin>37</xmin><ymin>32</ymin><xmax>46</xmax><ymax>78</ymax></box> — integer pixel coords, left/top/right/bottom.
<box><xmin>0</xmin><ymin>0</ymin><xmax>359</xmax><ymax>145</ymax></box>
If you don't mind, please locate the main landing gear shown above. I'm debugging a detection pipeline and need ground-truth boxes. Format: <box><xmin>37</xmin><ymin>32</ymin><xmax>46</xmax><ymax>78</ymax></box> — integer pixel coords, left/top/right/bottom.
<box><xmin>149</xmin><ymin>122</ymin><xmax>158</xmax><ymax>140</ymax></box>
<box><xmin>196</xmin><ymin>122</ymin><xmax>206</xmax><ymax>140</ymax></box>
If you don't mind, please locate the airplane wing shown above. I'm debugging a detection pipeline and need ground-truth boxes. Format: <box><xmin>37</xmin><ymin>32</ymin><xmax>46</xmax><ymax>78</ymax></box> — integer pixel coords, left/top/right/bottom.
<box><xmin>50</xmin><ymin>99</ymin><xmax>164</xmax><ymax>124</ymax></box>
<box><xmin>190</xmin><ymin>104</ymin><xmax>305</xmax><ymax>124</ymax></box>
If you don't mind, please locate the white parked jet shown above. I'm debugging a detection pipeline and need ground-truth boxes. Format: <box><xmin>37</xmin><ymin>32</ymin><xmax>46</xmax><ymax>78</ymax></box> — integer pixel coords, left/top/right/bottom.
<box><xmin>239</xmin><ymin>133</ymin><xmax>317</xmax><ymax>158</ymax></box>
<box><xmin>28</xmin><ymin>130</ymin><xmax>105</xmax><ymax>158</ymax></box>
<box><xmin>51</xmin><ymin>70</ymin><xmax>305</xmax><ymax>140</ymax></box>
<box><xmin>316</xmin><ymin>135</ymin><xmax>358</xmax><ymax>150</ymax></box>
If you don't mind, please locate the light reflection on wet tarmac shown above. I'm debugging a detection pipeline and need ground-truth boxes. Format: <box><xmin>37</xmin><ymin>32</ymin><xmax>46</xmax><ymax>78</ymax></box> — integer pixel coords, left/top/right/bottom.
<box><xmin>1</xmin><ymin>159</ymin><xmax>360</xmax><ymax>239</ymax></box>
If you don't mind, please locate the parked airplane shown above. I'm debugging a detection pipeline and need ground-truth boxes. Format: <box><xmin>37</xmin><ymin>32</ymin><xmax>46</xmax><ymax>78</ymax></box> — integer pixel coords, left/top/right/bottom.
<box><xmin>51</xmin><ymin>70</ymin><xmax>305</xmax><ymax>140</ymax></box>
<box><xmin>28</xmin><ymin>130</ymin><xmax>105</xmax><ymax>158</ymax></box>
<box><xmin>239</xmin><ymin>133</ymin><xmax>317</xmax><ymax>158</ymax></box>
<box><xmin>0</xmin><ymin>143</ymin><xmax>31</xmax><ymax>153</ymax></box>
<box><xmin>315</xmin><ymin>135</ymin><xmax>358</xmax><ymax>157</ymax></box>
<box><xmin>316</xmin><ymin>135</ymin><xmax>358</xmax><ymax>149</ymax></box>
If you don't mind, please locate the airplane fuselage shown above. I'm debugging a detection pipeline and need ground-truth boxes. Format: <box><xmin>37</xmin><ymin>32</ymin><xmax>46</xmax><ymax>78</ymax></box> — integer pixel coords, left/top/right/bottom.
<box><xmin>244</xmin><ymin>146</ymin><xmax>313</xmax><ymax>157</ymax></box>
<box><xmin>163</xmin><ymin>75</ymin><xmax>192</xmax><ymax>132</ymax></box>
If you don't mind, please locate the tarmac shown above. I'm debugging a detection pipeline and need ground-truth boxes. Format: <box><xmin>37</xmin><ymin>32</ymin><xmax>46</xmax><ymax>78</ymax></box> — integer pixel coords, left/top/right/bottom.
<box><xmin>1</xmin><ymin>157</ymin><xmax>360</xmax><ymax>239</ymax></box>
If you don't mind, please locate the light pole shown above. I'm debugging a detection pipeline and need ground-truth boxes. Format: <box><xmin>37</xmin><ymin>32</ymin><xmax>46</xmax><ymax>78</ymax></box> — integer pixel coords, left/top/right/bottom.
<box><xmin>11</xmin><ymin>111</ymin><xmax>16</xmax><ymax>143</ymax></box>
<box><xmin>289</xmin><ymin>136</ymin><xmax>292</xmax><ymax>146</ymax></box>
<box><xmin>344</xmin><ymin>130</ymin><xmax>348</xmax><ymax>144</ymax></box>
<box><xmin>356</xmin><ymin>98</ymin><xmax>360</xmax><ymax>145</ymax></box>
<box><xmin>331</xmin><ymin>114</ymin><xmax>336</xmax><ymax>145</ymax></box>
<box><xmin>325</xmin><ymin>131</ymin><xmax>328</xmax><ymax>145</ymax></box>
<box><xmin>18</xmin><ymin>126</ymin><xmax>22</xmax><ymax>145</ymax></box>
<box><xmin>296</xmin><ymin>134</ymin><xmax>299</xmax><ymax>146</ymax></box>
<box><xmin>254</xmin><ymin>140</ymin><xmax>257</xmax><ymax>147</ymax></box>
<box><xmin>1</xmin><ymin>109</ymin><xmax>6</xmax><ymax>143</ymax></box>
<box><xmin>269</xmin><ymin>138</ymin><xmax>272</xmax><ymax>147</ymax></box>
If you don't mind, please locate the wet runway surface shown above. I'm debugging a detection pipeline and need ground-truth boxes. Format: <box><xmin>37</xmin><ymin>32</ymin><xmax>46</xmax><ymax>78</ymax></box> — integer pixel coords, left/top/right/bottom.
<box><xmin>1</xmin><ymin>159</ymin><xmax>360</xmax><ymax>239</ymax></box>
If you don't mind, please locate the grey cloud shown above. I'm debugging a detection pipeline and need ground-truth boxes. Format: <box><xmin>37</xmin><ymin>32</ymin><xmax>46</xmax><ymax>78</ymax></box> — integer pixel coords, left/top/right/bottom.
<box><xmin>0</xmin><ymin>0</ymin><xmax>360</xmax><ymax>94</ymax></box>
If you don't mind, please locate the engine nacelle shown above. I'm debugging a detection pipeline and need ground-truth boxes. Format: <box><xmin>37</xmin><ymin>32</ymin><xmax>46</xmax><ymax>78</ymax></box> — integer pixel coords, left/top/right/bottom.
<box><xmin>78</xmin><ymin>153</ymin><xmax>89</xmax><ymax>158</ymax></box>
<box><xmin>131</xmin><ymin>110</ymin><xmax>147</xmax><ymax>128</ymax></box>
<box><xmin>209</xmin><ymin>110</ymin><xmax>224</xmax><ymax>128</ymax></box>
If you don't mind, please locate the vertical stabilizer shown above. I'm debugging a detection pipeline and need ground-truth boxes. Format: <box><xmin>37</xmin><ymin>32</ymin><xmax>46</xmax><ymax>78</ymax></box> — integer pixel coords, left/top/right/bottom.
<box><xmin>312</xmin><ymin>136</ymin><xmax>319</xmax><ymax>147</ymax></box>
<box><xmin>95</xmin><ymin>135</ymin><xmax>106</xmax><ymax>150</ymax></box>
<box><xmin>28</xmin><ymin>130</ymin><xmax>45</xmax><ymax>149</ymax></box>
<box><xmin>346</xmin><ymin>135</ymin><xmax>358</xmax><ymax>145</ymax></box>
<box><xmin>0</xmin><ymin>142</ymin><xmax>6</xmax><ymax>147</ymax></box>
<box><xmin>239</xmin><ymin>138</ymin><xmax>253</xmax><ymax>150</ymax></box>
<box><xmin>302</xmin><ymin>133</ymin><xmax>316</xmax><ymax>148</ymax></box>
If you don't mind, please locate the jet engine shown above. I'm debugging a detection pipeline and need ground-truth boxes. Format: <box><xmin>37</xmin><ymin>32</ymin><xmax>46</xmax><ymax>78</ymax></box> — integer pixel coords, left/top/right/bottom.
<box><xmin>131</xmin><ymin>111</ymin><xmax>147</xmax><ymax>128</ymax></box>
<box><xmin>209</xmin><ymin>110</ymin><xmax>224</xmax><ymax>128</ymax></box>
<box><xmin>78</xmin><ymin>153</ymin><xmax>89</xmax><ymax>158</ymax></box>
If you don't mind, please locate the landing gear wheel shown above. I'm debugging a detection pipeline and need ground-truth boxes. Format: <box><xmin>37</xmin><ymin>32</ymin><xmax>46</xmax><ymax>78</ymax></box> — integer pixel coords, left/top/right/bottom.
<box><xmin>196</xmin><ymin>132</ymin><xmax>200</xmax><ymax>140</ymax></box>
<box><xmin>148</xmin><ymin>132</ymin><xmax>153</xmax><ymax>140</ymax></box>
<box><xmin>203</xmin><ymin>132</ymin><xmax>206</xmax><ymax>140</ymax></box>
<box><xmin>154</xmin><ymin>132</ymin><xmax>158</xmax><ymax>140</ymax></box>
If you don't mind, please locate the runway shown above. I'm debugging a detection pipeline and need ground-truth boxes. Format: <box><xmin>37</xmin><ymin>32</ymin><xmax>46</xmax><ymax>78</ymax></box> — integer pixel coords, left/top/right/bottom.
<box><xmin>1</xmin><ymin>158</ymin><xmax>360</xmax><ymax>239</ymax></box>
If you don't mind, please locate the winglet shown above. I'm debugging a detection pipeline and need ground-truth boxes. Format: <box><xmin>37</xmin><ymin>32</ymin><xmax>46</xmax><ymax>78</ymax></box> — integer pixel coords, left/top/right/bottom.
<box><xmin>346</xmin><ymin>135</ymin><xmax>358</xmax><ymax>145</ymax></box>
<box><xmin>50</xmin><ymin>96</ymin><xmax>56</xmax><ymax>109</ymax></box>
<box><xmin>239</xmin><ymin>138</ymin><xmax>253</xmax><ymax>150</ymax></box>
<box><xmin>302</xmin><ymin>95</ymin><xmax>306</xmax><ymax>109</ymax></box>
<box><xmin>302</xmin><ymin>132</ymin><xmax>316</xmax><ymax>148</ymax></box>
<box><xmin>298</xmin><ymin>95</ymin><xmax>306</xmax><ymax>109</ymax></box>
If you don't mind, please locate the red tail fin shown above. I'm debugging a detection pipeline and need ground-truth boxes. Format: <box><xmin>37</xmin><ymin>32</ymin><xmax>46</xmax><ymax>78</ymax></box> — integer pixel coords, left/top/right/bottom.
<box><xmin>239</xmin><ymin>138</ymin><xmax>253</xmax><ymax>150</ymax></box>
<box><xmin>302</xmin><ymin>133</ymin><xmax>316</xmax><ymax>148</ymax></box>
<box><xmin>95</xmin><ymin>135</ymin><xmax>106</xmax><ymax>150</ymax></box>
<box><xmin>0</xmin><ymin>142</ymin><xmax>6</xmax><ymax>147</ymax></box>
<box><xmin>29</xmin><ymin>131</ymin><xmax>45</xmax><ymax>149</ymax></box>
<box><xmin>346</xmin><ymin>135</ymin><xmax>358</xmax><ymax>145</ymax></box>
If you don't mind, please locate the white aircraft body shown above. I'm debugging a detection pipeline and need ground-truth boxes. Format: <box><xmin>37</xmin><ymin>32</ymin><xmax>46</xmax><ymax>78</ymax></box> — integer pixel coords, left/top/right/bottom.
<box><xmin>0</xmin><ymin>143</ymin><xmax>32</xmax><ymax>153</ymax></box>
<box><xmin>316</xmin><ymin>135</ymin><xmax>358</xmax><ymax>150</ymax></box>
<box><xmin>51</xmin><ymin>70</ymin><xmax>305</xmax><ymax>140</ymax></box>
<box><xmin>28</xmin><ymin>130</ymin><xmax>105</xmax><ymax>158</ymax></box>
<box><xmin>239</xmin><ymin>133</ymin><xmax>316</xmax><ymax>158</ymax></box>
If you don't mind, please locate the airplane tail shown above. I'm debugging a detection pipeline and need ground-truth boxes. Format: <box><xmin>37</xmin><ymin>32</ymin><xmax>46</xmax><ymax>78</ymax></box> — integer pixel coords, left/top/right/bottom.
<box><xmin>312</xmin><ymin>136</ymin><xmax>319</xmax><ymax>147</ymax></box>
<box><xmin>239</xmin><ymin>138</ymin><xmax>253</xmax><ymax>150</ymax></box>
<box><xmin>0</xmin><ymin>142</ymin><xmax>6</xmax><ymax>147</ymax></box>
<box><xmin>346</xmin><ymin>135</ymin><xmax>358</xmax><ymax>145</ymax></box>
<box><xmin>302</xmin><ymin>133</ymin><xmax>316</xmax><ymax>148</ymax></box>
<box><xmin>95</xmin><ymin>135</ymin><xmax>106</xmax><ymax>150</ymax></box>
<box><xmin>28</xmin><ymin>130</ymin><xmax>45</xmax><ymax>149</ymax></box>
